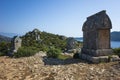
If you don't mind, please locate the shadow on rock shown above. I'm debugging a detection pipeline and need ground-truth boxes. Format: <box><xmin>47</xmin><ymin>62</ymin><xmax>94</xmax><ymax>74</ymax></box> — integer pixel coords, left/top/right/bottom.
<box><xmin>42</xmin><ymin>56</ymin><xmax>87</xmax><ymax>65</ymax></box>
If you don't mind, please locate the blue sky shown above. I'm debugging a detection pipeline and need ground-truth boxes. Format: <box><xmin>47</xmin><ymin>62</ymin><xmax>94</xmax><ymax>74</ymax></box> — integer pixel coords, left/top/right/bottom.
<box><xmin>0</xmin><ymin>0</ymin><xmax>120</xmax><ymax>37</ymax></box>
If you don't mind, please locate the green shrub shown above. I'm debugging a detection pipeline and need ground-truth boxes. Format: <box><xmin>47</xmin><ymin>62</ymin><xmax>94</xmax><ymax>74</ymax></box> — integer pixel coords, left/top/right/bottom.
<box><xmin>113</xmin><ymin>48</ymin><xmax>120</xmax><ymax>57</ymax></box>
<box><xmin>58</xmin><ymin>54</ymin><xmax>72</xmax><ymax>60</ymax></box>
<box><xmin>46</xmin><ymin>48</ymin><xmax>61</xmax><ymax>58</ymax></box>
<box><xmin>0</xmin><ymin>41</ymin><xmax>11</xmax><ymax>56</ymax></box>
<box><xmin>0</xmin><ymin>52</ymin><xmax>5</xmax><ymax>56</ymax></box>
<box><xmin>38</xmin><ymin>45</ymin><xmax>49</xmax><ymax>52</ymax></box>
<box><xmin>13</xmin><ymin>47</ymin><xmax>39</xmax><ymax>58</ymax></box>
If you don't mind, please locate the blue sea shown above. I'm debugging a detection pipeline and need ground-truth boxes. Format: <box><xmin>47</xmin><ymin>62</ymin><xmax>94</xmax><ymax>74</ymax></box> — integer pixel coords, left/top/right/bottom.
<box><xmin>75</xmin><ymin>38</ymin><xmax>120</xmax><ymax>48</ymax></box>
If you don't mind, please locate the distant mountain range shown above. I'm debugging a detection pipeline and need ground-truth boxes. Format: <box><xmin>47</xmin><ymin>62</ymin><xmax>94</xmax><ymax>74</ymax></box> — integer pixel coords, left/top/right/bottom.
<box><xmin>0</xmin><ymin>32</ymin><xmax>21</xmax><ymax>38</ymax></box>
<box><xmin>0</xmin><ymin>32</ymin><xmax>22</xmax><ymax>42</ymax></box>
<box><xmin>0</xmin><ymin>31</ymin><xmax>120</xmax><ymax>42</ymax></box>
<box><xmin>0</xmin><ymin>35</ymin><xmax>11</xmax><ymax>42</ymax></box>
<box><xmin>75</xmin><ymin>31</ymin><xmax>120</xmax><ymax>41</ymax></box>
<box><xmin>111</xmin><ymin>31</ymin><xmax>120</xmax><ymax>41</ymax></box>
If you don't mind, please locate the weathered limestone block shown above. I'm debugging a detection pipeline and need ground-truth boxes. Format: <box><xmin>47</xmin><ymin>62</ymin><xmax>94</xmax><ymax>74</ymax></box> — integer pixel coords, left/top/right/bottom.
<box><xmin>80</xmin><ymin>10</ymin><xmax>120</xmax><ymax>63</ymax></box>
<box><xmin>81</xmin><ymin>48</ymin><xmax>113</xmax><ymax>57</ymax></box>
<box><xmin>66</xmin><ymin>37</ymin><xmax>78</xmax><ymax>50</ymax></box>
<box><xmin>12</xmin><ymin>36</ymin><xmax>22</xmax><ymax>53</ymax></box>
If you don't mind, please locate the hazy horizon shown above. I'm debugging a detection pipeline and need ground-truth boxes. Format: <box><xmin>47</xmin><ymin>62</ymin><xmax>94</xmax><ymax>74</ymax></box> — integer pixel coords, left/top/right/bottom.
<box><xmin>1</xmin><ymin>0</ymin><xmax>120</xmax><ymax>37</ymax></box>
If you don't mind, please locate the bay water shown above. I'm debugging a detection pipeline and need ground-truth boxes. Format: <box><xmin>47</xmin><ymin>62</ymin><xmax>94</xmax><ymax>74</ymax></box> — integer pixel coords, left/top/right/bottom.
<box><xmin>75</xmin><ymin>38</ymin><xmax>120</xmax><ymax>48</ymax></box>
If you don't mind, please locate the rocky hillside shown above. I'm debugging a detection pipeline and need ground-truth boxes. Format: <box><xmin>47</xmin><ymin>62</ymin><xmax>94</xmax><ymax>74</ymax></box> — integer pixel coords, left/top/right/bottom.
<box><xmin>21</xmin><ymin>29</ymin><xmax>80</xmax><ymax>52</ymax></box>
<box><xmin>0</xmin><ymin>52</ymin><xmax>120</xmax><ymax>80</ymax></box>
<box><xmin>111</xmin><ymin>31</ymin><xmax>120</xmax><ymax>41</ymax></box>
<box><xmin>0</xmin><ymin>35</ymin><xmax>11</xmax><ymax>42</ymax></box>
<box><xmin>21</xmin><ymin>29</ymin><xmax>67</xmax><ymax>52</ymax></box>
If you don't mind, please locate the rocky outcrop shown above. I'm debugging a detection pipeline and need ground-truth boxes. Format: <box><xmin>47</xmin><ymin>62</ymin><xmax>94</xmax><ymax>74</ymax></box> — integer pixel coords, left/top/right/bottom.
<box><xmin>66</xmin><ymin>37</ymin><xmax>81</xmax><ymax>53</ymax></box>
<box><xmin>32</xmin><ymin>28</ymin><xmax>41</xmax><ymax>41</ymax></box>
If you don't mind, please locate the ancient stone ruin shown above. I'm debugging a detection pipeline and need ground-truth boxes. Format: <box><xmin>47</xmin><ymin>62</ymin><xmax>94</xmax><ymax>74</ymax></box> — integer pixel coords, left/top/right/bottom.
<box><xmin>81</xmin><ymin>10</ymin><xmax>120</xmax><ymax>63</ymax></box>
<box><xmin>66</xmin><ymin>38</ymin><xmax>77</xmax><ymax>50</ymax></box>
<box><xmin>11</xmin><ymin>36</ymin><xmax>22</xmax><ymax>53</ymax></box>
<box><xmin>33</xmin><ymin>28</ymin><xmax>41</xmax><ymax>41</ymax></box>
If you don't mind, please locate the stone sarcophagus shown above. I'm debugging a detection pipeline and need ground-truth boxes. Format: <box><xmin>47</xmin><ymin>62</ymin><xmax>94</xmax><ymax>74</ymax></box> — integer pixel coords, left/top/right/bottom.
<box><xmin>12</xmin><ymin>36</ymin><xmax>22</xmax><ymax>53</ymax></box>
<box><xmin>81</xmin><ymin>10</ymin><xmax>119</xmax><ymax>63</ymax></box>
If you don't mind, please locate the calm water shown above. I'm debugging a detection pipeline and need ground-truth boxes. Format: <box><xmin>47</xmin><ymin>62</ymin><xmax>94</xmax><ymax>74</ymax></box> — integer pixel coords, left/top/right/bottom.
<box><xmin>75</xmin><ymin>38</ymin><xmax>120</xmax><ymax>48</ymax></box>
<box><xmin>111</xmin><ymin>41</ymin><xmax>120</xmax><ymax>48</ymax></box>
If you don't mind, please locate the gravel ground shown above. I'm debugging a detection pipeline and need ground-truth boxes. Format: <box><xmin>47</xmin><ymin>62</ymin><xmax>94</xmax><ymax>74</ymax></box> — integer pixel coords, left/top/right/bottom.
<box><xmin>0</xmin><ymin>51</ymin><xmax>120</xmax><ymax>80</ymax></box>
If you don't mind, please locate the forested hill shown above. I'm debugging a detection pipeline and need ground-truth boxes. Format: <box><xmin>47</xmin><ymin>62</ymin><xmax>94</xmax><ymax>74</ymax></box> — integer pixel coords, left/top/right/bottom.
<box><xmin>0</xmin><ymin>34</ymin><xmax>11</xmax><ymax>42</ymax></box>
<box><xmin>21</xmin><ymin>29</ymin><xmax>68</xmax><ymax>51</ymax></box>
<box><xmin>111</xmin><ymin>31</ymin><xmax>120</xmax><ymax>41</ymax></box>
